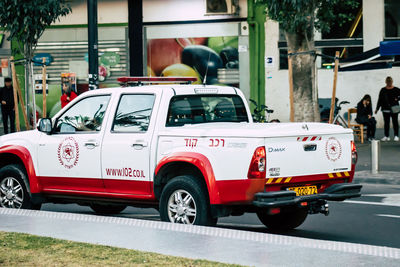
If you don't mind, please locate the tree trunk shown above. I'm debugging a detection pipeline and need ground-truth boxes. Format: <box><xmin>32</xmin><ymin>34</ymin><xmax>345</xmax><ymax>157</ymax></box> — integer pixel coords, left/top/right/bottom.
<box><xmin>285</xmin><ymin>31</ymin><xmax>320</xmax><ymax>122</ymax></box>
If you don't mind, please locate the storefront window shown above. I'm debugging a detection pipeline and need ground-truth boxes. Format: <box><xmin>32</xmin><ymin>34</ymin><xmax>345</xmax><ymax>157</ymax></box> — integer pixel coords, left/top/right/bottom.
<box><xmin>385</xmin><ymin>0</ymin><xmax>400</xmax><ymax>38</ymax></box>
<box><xmin>146</xmin><ymin>36</ymin><xmax>239</xmax><ymax>85</ymax></box>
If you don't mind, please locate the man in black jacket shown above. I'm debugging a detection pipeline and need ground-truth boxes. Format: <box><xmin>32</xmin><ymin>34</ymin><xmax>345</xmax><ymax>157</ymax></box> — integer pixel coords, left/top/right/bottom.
<box><xmin>0</xmin><ymin>77</ymin><xmax>16</xmax><ymax>134</ymax></box>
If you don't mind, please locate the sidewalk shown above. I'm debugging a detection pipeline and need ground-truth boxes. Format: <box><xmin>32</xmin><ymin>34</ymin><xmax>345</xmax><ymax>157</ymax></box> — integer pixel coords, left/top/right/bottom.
<box><xmin>0</xmin><ymin>208</ymin><xmax>399</xmax><ymax>266</ymax></box>
<box><xmin>353</xmin><ymin>128</ymin><xmax>400</xmax><ymax>185</ymax></box>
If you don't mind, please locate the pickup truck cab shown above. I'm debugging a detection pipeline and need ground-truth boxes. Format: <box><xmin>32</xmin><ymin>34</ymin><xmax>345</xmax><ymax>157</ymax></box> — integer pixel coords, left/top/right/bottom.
<box><xmin>0</xmin><ymin>77</ymin><xmax>361</xmax><ymax>230</ymax></box>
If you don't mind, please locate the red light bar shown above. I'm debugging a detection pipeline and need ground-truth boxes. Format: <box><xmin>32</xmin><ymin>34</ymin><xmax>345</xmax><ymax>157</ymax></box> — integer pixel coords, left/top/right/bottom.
<box><xmin>117</xmin><ymin>76</ymin><xmax>197</xmax><ymax>84</ymax></box>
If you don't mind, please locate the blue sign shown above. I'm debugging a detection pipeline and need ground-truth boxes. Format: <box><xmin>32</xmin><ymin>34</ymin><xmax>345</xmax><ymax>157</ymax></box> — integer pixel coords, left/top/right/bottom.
<box><xmin>380</xmin><ymin>41</ymin><xmax>400</xmax><ymax>56</ymax></box>
<box><xmin>33</xmin><ymin>53</ymin><xmax>53</xmax><ymax>66</ymax></box>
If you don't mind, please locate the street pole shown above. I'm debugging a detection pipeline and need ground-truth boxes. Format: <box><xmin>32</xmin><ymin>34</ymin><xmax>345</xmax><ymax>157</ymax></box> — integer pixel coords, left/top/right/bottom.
<box><xmin>288</xmin><ymin>52</ymin><xmax>294</xmax><ymax>122</ymax></box>
<box><xmin>87</xmin><ymin>0</ymin><xmax>99</xmax><ymax>90</ymax></box>
<box><xmin>42</xmin><ymin>58</ymin><xmax>47</xmax><ymax>117</ymax></box>
<box><xmin>128</xmin><ymin>0</ymin><xmax>143</xmax><ymax>76</ymax></box>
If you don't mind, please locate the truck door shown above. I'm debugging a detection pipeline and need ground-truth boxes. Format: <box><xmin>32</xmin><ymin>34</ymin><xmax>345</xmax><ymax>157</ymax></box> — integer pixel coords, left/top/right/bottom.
<box><xmin>37</xmin><ymin>95</ymin><xmax>111</xmax><ymax>192</ymax></box>
<box><xmin>101</xmin><ymin>93</ymin><xmax>158</xmax><ymax>195</ymax></box>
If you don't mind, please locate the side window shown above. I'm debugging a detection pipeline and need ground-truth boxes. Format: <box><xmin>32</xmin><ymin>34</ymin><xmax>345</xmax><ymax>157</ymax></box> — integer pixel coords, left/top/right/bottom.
<box><xmin>54</xmin><ymin>95</ymin><xmax>111</xmax><ymax>134</ymax></box>
<box><xmin>112</xmin><ymin>94</ymin><xmax>155</xmax><ymax>132</ymax></box>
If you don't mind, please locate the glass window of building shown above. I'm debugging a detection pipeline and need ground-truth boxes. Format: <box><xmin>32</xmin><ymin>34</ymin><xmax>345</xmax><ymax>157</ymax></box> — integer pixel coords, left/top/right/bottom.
<box><xmin>385</xmin><ymin>0</ymin><xmax>400</xmax><ymax>38</ymax></box>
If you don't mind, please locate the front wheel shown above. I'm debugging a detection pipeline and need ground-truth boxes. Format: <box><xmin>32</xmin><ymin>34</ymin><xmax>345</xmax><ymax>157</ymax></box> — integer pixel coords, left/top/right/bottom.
<box><xmin>159</xmin><ymin>175</ymin><xmax>216</xmax><ymax>226</ymax></box>
<box><xmin>257</xmin><ymin>207</ymin><xmax>308</xmax><ymax>231</ymax></box>
<box><xmin>0</xmin><ymin>164</ymin><xmax>41</xmax><ymax>210</ymax></box>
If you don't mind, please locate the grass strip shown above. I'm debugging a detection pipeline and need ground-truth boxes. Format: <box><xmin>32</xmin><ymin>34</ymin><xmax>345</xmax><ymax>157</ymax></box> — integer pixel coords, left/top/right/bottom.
<box><xmin>0</xmin><ymin>231</ymin><xmax>243</xmax><ymax>267</ymax></box>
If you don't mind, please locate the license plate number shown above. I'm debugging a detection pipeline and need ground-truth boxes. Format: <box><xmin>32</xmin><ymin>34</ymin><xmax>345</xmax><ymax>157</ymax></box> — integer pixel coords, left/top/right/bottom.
<box><xmin>288</xmin><ymin>186</ymin><xmax>318</xmax><ymax>196</ymax></box>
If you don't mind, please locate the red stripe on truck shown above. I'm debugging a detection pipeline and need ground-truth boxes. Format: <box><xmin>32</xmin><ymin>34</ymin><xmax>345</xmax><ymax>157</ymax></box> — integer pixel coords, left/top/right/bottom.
<box><xmin>0</xmin><ymin>145</ymin><xmax>41</xmax><ymax>193</ymax></box>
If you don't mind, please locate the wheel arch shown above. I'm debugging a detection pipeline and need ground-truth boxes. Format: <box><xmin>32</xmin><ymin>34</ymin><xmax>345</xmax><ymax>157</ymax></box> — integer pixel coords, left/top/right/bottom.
<box><xmin>154</xmin><ymin>152</ymin><xmax>220</xmax><ymax>204</ymax></box>
<box><xmin>0</xmin><ymin>145</ymin><xmax>40</xmax><ymax>194</ymax></box>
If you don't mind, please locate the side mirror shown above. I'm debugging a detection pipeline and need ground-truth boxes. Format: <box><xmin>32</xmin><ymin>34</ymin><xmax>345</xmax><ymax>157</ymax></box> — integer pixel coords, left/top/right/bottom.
<box><xmin>38</xmin><ymin>118</ymin><xmax>52</xmax><ymax>134</ymax></box>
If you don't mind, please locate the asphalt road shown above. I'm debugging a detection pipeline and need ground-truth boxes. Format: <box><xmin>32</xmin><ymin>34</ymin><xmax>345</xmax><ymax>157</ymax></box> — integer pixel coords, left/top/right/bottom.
<box><xmin>41</xmin><ymin>183</ymin><xmax>400</xmax><ymax>249</ymax></box>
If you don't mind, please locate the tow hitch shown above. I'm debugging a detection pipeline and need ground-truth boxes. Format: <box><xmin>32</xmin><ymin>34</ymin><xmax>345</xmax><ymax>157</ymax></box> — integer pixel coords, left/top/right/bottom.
<box><xmin>309</xmin><ymin>200</ymin><xmax>329</xmax><ymax>216</ymax></box>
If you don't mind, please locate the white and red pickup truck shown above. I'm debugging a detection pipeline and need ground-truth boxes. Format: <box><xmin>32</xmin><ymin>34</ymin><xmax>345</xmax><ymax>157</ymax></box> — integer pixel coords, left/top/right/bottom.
<box><xmin>0</xmin><ymin>77</ymin><xmax>361</xmax><ymax>230</ymax></box>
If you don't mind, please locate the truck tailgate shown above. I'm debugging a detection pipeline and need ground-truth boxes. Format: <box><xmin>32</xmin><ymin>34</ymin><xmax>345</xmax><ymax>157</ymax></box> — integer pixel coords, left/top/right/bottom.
<box><xmin>265</xmin><ymin>133</ymin><xmax>353</xmax><ymax>178</ymax></box>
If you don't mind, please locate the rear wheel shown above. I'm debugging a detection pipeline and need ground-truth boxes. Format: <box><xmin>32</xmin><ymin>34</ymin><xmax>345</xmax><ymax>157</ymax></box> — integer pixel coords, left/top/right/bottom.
<box><xmin>257</xmin><ymin>207</ymin><xmax>308</xmax><ymax>231</ymax></box>
<box><xmin>90</xmin><ymin>203</ymin><xmax>127</xmax><ymax>215</ymax></box>
<box><xmin>0</xmin><ymin>164</ymin><xmax>41</xmax><ymax>210</ymax></box>
<box><xmin>159</xmin><ymin>175</ymin><xmax>216</xmax><ymax>226</ymax></box>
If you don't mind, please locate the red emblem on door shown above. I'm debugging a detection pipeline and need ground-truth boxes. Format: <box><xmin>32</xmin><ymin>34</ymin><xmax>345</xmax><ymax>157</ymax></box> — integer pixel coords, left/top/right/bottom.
<box><xmin>58</xmin><ymin>137</ymin><xmax>80</xmax><ymax>169</ymax></box>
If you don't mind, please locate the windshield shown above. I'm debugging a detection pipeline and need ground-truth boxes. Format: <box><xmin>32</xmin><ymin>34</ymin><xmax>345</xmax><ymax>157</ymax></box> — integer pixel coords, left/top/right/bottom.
<box><xmin>166</xmin><ymin>95</ymin><xmax>248</xmax><ymax>127</ymax></box>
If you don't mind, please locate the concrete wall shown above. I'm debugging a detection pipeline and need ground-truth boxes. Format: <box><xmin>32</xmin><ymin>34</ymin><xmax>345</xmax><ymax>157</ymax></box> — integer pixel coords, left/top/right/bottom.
<box><xmin>266</xmin><ymin>66</ymin><xmax>399</xmax><ymax>128</ymax></box>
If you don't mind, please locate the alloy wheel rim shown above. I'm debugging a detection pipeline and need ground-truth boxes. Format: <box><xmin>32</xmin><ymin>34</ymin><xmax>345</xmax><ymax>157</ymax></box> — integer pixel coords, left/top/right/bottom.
<box><xmin>0</xmin><ymin>177</ymin><xmax>24</xmax><ymax>209</ymax></box>
<box><xmin>167</xmin><ymin>189</ymin><xmax>197</xmax><ymax>224</ymax></box>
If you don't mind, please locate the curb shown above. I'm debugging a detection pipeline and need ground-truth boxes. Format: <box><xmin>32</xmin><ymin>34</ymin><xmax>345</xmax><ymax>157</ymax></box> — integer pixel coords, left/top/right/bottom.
<box><xmin>354</xmin><ymin>171</ymin><xmax>400</xmax><ymax>185</ymax></box>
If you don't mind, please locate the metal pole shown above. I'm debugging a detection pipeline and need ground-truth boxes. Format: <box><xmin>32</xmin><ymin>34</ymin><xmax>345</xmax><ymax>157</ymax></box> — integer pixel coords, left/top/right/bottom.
<box><xmin>42</xmin><ymin>58</ymin><xmax>47</xmax><ymax>117</ymax></box>
<box><xmin>288</xmin><ymin>52</ymin><xmax>294</xmax><ymax>122</ymax></box>
<box><xmin>87</xmin><ymin>0</ymin><xmax>99</xmax><ymax>90</ymax></box>
<box><xmin>128</xmin><ymin>0</ymin><xmax>143</xmax><ymax>76</ymax></box>
<box><xmin>371</xmin><ymin>140</ymin><xmax>380</xmax><ymax>174</ymax></box>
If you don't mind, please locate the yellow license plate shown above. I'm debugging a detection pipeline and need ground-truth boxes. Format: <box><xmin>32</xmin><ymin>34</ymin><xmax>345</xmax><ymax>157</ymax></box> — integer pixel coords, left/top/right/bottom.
<box><xmin>288</xmin><ymin>186</ymin><xmax>318</xmax><ymax>196</ymax></box>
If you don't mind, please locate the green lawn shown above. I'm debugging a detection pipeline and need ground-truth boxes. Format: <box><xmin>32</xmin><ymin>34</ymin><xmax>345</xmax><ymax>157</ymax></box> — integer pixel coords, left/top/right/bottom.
<box><xmin>0</xmin><ymin>231</ymin><xmax>243</xmax><ymax>267</ymax></box>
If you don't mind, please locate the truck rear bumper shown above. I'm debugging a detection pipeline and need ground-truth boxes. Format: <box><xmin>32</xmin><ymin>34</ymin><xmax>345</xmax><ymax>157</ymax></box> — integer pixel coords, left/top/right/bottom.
<box><xmin>253</xmin><ymin>183</ymin><xmax>362</xmax><ymax>208</ymax></box>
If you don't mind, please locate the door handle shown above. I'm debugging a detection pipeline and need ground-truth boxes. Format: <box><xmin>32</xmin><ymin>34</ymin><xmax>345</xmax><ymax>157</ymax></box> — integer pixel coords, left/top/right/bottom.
<box><xmin>84</xmin><ymin>141</ymin><xmax>99</xmax><ymax>149</ymax></box>
<box><xmin>303</xmin><ymin>144</ymin><xmax>317</xmax><ymax>152</ymax></box>
<box><xmin>132</xmin><ymin>140</ymin><xmax>148</xmax><ymax>150</ymax></box>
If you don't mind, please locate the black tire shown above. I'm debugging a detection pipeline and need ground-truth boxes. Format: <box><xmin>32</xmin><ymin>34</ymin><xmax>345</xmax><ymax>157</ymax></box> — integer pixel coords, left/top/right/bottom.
<box><xmin>0</xmin><ymin>164</ymin><xmax>41</xmax><ymax>210</ymax></box>
<box><xmin>159</xmin><ymin>175</ymin><xmax>216</xmax><ymax>226</ymax></box>
<box><xmin>90</xmin><ymin>203</ymin><xmax>127</xmax><ymax>215</ymax></box>
<box><xmin>257</xmin><ymin>207</ymin><xmax>308</xmax><ymax>231</ymax></box>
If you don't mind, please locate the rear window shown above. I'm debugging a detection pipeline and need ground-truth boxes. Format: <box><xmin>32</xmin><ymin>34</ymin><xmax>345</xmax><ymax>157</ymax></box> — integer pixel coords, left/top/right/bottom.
<box><xmin>166</xmin><ymin>95</ymin><xmax>248</xmax><ymax>127</ymax></box>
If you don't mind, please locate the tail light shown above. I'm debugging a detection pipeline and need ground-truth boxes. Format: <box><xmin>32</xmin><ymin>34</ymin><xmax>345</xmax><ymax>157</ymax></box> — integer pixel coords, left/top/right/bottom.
<box><xmin>248</xmin><ymin>146</ymin><xmax>266</xmax><ymax>179</ymax></box>
<box><xmin>351</xmin><ymin>141</ymin><xmax>357</xmax><ymax>165</ymax></box>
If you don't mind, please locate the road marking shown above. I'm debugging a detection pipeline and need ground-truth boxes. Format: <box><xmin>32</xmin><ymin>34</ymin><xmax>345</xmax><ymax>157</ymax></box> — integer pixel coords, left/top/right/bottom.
<box><xmin>376</xmin><ymin>214</ymin><xmax>400</xmax><ymax>219</ymax></box>
<box><xmin>344</xmin><ymin>193</ymin><xmax>400</xmax><ymax>207</ymax></box>
<box><xmin>343</xmin><ymin>200</ymin><xmax>400</xmax><ymax>207</ymax></box>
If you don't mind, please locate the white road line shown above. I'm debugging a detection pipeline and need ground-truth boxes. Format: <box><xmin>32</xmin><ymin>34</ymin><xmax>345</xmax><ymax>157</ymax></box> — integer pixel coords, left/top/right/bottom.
<box><xmin>376</xmin><ymin>214</ymin><xmax>400</xmax><ymax>219</ymax></box>
<box><xmin>343</xmin><ymin>200</ymin><xmax>400</xmax><ymax>207</ymax></box>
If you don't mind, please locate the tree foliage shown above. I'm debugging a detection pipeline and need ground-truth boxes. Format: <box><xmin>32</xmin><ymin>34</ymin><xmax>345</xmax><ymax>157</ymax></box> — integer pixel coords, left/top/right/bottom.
<box><xmin>262</xmin><ymin>0</ymin><xmax>360</xmax><ymax>35</ymax></box>
<box><xmin>0</xmin><ymin>0</ymin><xmax>71</xmax><ymax>60</ymax></box>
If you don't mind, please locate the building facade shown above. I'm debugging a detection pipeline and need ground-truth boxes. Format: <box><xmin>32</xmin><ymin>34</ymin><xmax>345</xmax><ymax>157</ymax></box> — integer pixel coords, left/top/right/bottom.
<box><xmin>3</xmin><ymin>0</ymin><xmax>399</xmax><ymax>127</ymax></box>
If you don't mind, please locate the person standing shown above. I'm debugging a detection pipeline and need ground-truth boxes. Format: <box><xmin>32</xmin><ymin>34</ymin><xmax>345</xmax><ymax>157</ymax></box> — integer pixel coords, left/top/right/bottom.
<box><xmin>356</xmin><ymin>94</ymin><xmax>376</xmax><ymax>141</ymax></box>
<box><xmin>60</xmin><ymin>82</ymin><xmax>77</xmax><ymax>108</ymax></box>
<box><xmin>0</xmin><ymin>77</ymin><xmax>16</xmax><ymax>134</ymax></box>
<box><xmin>375</xmin><ymin>76</ymin><xmax>400</xmax><ymax>141</ymax></box>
